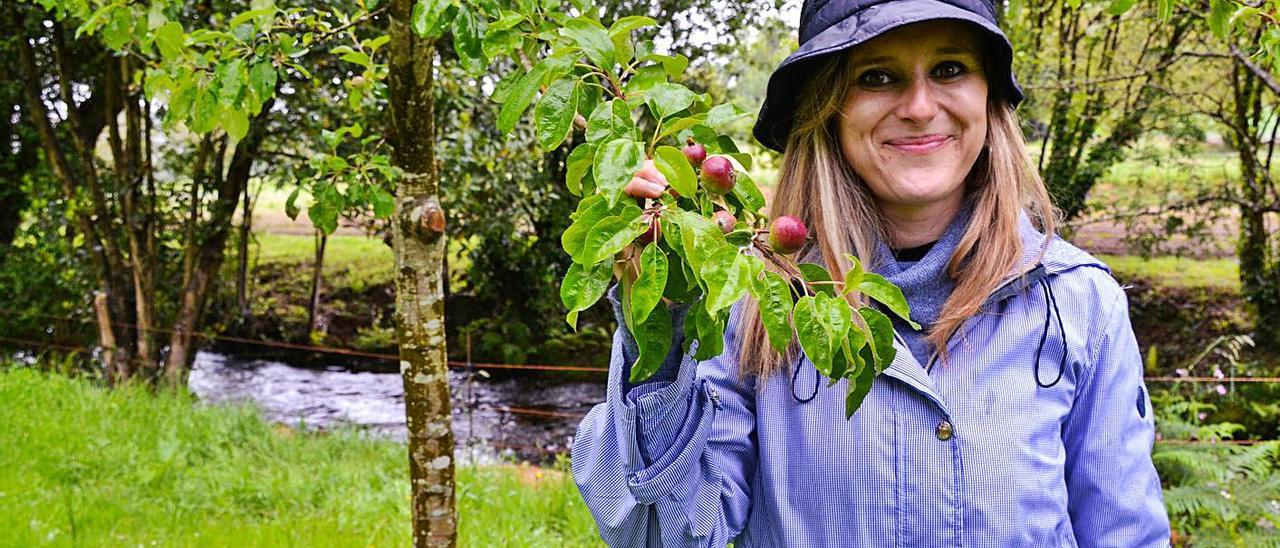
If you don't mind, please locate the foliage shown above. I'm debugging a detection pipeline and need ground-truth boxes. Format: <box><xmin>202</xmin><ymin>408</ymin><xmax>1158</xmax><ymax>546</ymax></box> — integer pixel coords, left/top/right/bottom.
<box><xmin>0</xmin><ymin>365</ymin><xmax>599</xmax><ymax>546</ymax></box>
<box><xmin>414</xmin><ymin>3</ymin><xmax>910</xmax><ymax>417</ymax></box>
<box><xmin>1006</xmin><ymin>0</ymin><xmax>1196</xmax><ymax>220</ymax></box>
<box><xmin>1143</xmin><ymin>330</ymin><xmax>1280</xmax><ymax>544</ymax></box>
<box><xmin>1153</xmin><ymin>390</ymin><xmax>1280</xmax><ymax>545</ymax></box>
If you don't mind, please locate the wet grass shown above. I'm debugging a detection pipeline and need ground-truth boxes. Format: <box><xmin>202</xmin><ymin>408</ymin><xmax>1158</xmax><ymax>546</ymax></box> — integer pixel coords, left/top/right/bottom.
<box><xmin>1099</xmin><ymin>254</ymin><xmax>1240</xmax><ymax>292</ymax></box>
<box><xmin>0</xmin><ymin>367</ymin><xmax>601</xmax><ymax>547</ymax></box>
<box><xmin>253</xmin><ymin>232</ymin><xmax>394</xmax><ymax>292</ymax></box>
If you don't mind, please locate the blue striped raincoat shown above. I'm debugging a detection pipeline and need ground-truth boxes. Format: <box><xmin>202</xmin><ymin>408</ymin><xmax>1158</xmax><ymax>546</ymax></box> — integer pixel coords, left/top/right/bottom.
<box><xmin>570</xmin><ymin>215</ymin><xmax>1171</xmax><ymax>546</ymax></box>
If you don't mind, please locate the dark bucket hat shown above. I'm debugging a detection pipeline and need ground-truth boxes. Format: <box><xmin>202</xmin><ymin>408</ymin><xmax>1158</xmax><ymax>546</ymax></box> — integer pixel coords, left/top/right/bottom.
<box><xmin>752</xmin><ymin>0</ymin><xmax>1024</xmax><ymax>153</ymax></box>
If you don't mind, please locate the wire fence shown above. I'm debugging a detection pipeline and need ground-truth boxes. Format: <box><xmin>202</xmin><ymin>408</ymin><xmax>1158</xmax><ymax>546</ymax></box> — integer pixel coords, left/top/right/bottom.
<box><xmin>2</xmin><ymin>321</ymin><xmax>1278</xmax><ymax>449</ymax></box>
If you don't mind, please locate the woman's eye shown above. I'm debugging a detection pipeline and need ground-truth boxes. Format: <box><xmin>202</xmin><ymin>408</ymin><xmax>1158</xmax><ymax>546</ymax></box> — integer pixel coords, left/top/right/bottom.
<box><xmin>933</xmin><ymin>61</ymin><xmax>967</xmax><ymax>80</ymax></box>
<box><xmin>857</xmin><ymin>70</ymin><xmax>893</xmax><ymax>87</ymax></box>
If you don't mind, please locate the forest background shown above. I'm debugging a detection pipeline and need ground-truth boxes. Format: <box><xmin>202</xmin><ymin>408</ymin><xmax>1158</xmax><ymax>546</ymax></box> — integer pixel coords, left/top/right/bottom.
<box><xmin>3</xmin><ymin>0</ymin><xmax>1280</xmax><ymax>545</ymax></box>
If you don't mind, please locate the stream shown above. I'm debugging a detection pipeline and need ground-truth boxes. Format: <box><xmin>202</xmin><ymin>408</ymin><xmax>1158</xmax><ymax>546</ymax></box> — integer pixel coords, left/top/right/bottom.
<box><xmin>188</xmin><ymin>350</ymin><xmax>606</xmax><ymax>465</ymax></box>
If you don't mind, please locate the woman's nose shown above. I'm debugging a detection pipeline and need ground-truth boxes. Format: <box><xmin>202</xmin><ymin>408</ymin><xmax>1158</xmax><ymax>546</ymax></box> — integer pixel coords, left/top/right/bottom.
<box><xmin>896</xmin><ymin>76</ymin><xmax>940</xmax><ymax>123</ymax></box>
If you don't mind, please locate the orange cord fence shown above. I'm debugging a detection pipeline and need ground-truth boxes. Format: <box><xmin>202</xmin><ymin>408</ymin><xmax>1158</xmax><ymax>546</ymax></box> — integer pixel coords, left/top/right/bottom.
<box><xmin>5</xmin><ymin>316</ymin><xmax>1280</xmax><ymax>448</ymax></box>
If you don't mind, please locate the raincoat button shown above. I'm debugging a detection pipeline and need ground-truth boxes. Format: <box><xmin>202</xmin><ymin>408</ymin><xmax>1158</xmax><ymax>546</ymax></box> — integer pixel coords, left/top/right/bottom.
<box><xmin>936</xmin><ymin>420</ymin><xmax>954</xmax><ymax>441</ymax></box>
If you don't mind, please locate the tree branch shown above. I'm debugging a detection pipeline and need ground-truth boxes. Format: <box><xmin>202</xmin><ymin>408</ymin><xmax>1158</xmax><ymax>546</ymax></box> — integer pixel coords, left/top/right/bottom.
<box><xmin>1230</xmin><ymin>44</ymin><xmax>1280</xmax><ymax>97</ymax></box>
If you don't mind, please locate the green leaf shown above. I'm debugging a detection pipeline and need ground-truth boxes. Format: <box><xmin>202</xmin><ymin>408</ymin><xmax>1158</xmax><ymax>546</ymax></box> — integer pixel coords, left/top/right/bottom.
<box><xmin>249</xmin><ymin>61</ymin><xmax>277</xmax><ymax>103</ymax></box>
<box><xmin>798</xmin><ymin>263</ymin><xmax>835</xmax><ymax>297</ymax></box>
<box><xmin>561</xmin><ymin>17</ymin><xmax>615</xmax><ymax>70</ymax></box>
<box><xmin>340</xmin><ymin>51</ymin><xmax>373</xmax><ymax>68</ymax></box>
<box><xmin>656</xmin><ymin>114</ymin><xmax>706</xmax><ymax>141</ymax></box>
<box><xmin>308</xmin><ymin>201</ymin><xmax>339</xmax><ymax>235</ymax></box>
<box><xmin>705</xmin><ymin>103</ymin><xmax>749</xmax><ymax>129</ymax></box>
<box><xmin>685</xmin><ymin>299</ymin><xmax>725</xmax><ymax>361</ymax></box>
<box><xmin>819</xmin><ymin>293</ymin><xmax>853</xmax><ymax>346</ymax></box>
<box><xmin>147</xmin><ymin>2</ymin><xmax>168</xmax><ymax>29</ymax></box>
<box><xmin>731</xmin><ymin>167</ymin><xmax>766</xmax><ymax>211</ymax></box>
<box><xmin>660</xmin><ymin>54</ymin><xmax>688</xmax><ymax>76</ymax></box>
<box><xmin>754</xmin><ymin>271</ymin><xmax>795</xmax><ymax>353</ymax></box>
<box><xmin>411</xmin><ymin>0</ymin><xmax>452</xmax><ymax>38</ymax></box>
<box><xmin>561</xmin><ymin>196</ymin><xmax>612</xmax><ymax>262</ymax></box>
<box><xmin>607</xmin><ymin>15</ymin><xmax>656</xmax><ymax>62</ymax></box>
<box><xmin>626</xmin><ymin>65</ymin><xmax>666</xmax><ymax>96</ymax></box>
<box><xmin>630</xmin><ymin>303</ymin><xmax>672</xmax><ymax>382</ymax></box>
<box><xmin>631</xmin><ymin>244</ymin><xmax>668</xmax><ymax>326</ymax></box>
<box><xmin>191</xmin><ymin>88</ymin><xmax>219</xmax><ymax>133</ymax></box>
<box><xmin>608</xmin><ymin>16</ymin><xmax>657</xmax><ymax>39</ymax></box>
<box><xmin>223</xmin><ymin>108</ymin><xmax>249</xmax><ymax>140</ymax></box>
<box><xmin>154</xmin><ymin>22</ymin><xmax>185</xmax><ymax>62</ymax></box>
<box><xmin>858</xmin><ymin>307</ymin><xmax>897</xmax><ymax>371</ymax></box>
<box><xmin>228</xmin><ymin>8</ymin><xmax>275</xmax><ymax>28</ymax></box>
<box><xmin>645</xmin><ymin>82</ymin><xmax>696</xmax><ymax>119</ymax></box>
<box><xmin>481</xmin><ymin>28</ymin><xmax>521</xmax><ymax>59</ymax></box>
<box><xmin>845</xmin><ymin>363</ymin><xmax>876</xmax><ymax>419</ymax></box>
<box><xmin>370</xmin><ymin>188</ymin><xmax>394</xmax><ymax>218</ymax></box>
<box><xmin>858</xmin><ymin>272</ymin><xmax>918</xmax><ymax>329</ymax></box>
<box><xmin>489</xmin><ymin>10</ymin><xmax>525</xmax><ymax>31</ymax></box>
<box><xmin>642</xmin><ymin>53</ymin><xmax>689</xmax><ymax>77</ymax></box>
<box><xmin>1156</xmin><ymin>0</ymin><xmax>1173</xmax><ymax>20</ymax></box>
<box><xmin>1208</xmin><ymin>0</ymin><xmax>1235</xmax><ymax>39</ymax></box>
<box><xmin>793</xmin><ymin>296</ymin><xmax>832</xmax><ymax>377</ymax></box>
<box><xmin>168</xmin><ymin>82</ymin><xmax>197</xmax><ymax>122</ymax></box>
<box><xmin>611</xmin><ymin>99</ymin><xmax>639</xmax><ymax>140</ymax></box>
<box><xmin>453</xmin><ymin>6</ymin><xmax>486</xmax><ymax>72</ymax></box>
<box><xmin>284</xmin><ymin>187</ymin><xmax>301</xmax><ymax>220</ymax></box>
<box><xmin>535</xmin><ymin>78</ymin><xmax>579</xmax><ymax>150</ymax></box>
<box><xmin>497</xmin><ymin>64</ymin><xmax>547</xmax><ymax>134</ymax></box>
<box><xmin>565</xmin><ymin>143</ymin><xmax>596</xmax><ymax>196</ymax></box>
<box><xmin>842</xmin><ymin>254</ymin><xmax>866</xmax><ymax>288</ymax></box>
<box><xmin>653</xmin><ymin>145</ymin><xmax>696</xmax><ymax>198</ymax></box>
<box><xmin>593</xmin><ymin>138</ymin><xmax>644</xmax><ymax>208</ymax></box>
<box><xmin>670</xmin><ymin>209</ymin><xmax>726</xmax><ymax>275</ymax></box>
<box><xmin>216</xmin><ymin>59</ymin><xmax>244</xmax><ymax>105</ymax></box>
<box><xmin>700</xmin><ymin>247</ymin><xmax>750</xmax><ymax>315</ymax></box>
<box><xmin>582</xmin><ymin>212</ymin><xmax>646</xmax><ymax>266</ymax></box>
<box><xmin>1104</xmin><ymin>0</ymin><xmax>1136</xmax><ymax>16</ymax></box>
<box><xmin>560</xmin><ymin>261</ymin><xmax>612</xmax><ymax>330</ymax></box>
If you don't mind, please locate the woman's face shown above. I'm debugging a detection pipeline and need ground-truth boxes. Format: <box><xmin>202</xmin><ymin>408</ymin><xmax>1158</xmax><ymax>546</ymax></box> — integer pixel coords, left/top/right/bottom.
<box><xmin>836</xmin><ymin>20</ymin><xmax>989</xmax><ymax>217</ymax></box>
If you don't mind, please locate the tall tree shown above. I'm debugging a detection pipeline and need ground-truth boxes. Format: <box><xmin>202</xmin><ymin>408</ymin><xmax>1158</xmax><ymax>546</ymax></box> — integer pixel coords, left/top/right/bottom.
<box><xmin>387</xmin><ymin>0</ymin><xmax>455</xmax><ymax>544</ymax></box>
<box><xmin>1007</xmin><ymin>0</ymin><xmax>1193</xmax><ymax>220</ymax></box>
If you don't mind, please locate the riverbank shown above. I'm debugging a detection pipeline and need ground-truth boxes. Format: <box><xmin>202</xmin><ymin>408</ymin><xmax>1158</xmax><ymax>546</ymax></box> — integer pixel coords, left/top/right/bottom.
<box><xmin>229</xmin><ymin>230</ymin><xmax>1264</xmax><ymax>372</ymax></box>
<box><xmin>0</xmin><ymin>367</ymin><xmax>600</xmax><ymax>546</ymax></box>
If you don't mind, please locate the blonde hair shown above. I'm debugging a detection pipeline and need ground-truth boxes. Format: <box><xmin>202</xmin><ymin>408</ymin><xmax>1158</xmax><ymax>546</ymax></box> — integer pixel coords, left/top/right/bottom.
<box><xmin>737</xmin><ymin>48</ymin><xmax>1059</xmax><ymax>381</ymax></box>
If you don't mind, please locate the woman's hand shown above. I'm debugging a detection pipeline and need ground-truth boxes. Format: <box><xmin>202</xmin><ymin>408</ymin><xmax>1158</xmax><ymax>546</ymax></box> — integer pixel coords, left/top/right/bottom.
<box><xmin>624</xmin><ymin>159</ymin><xmax>668</xmax><ymax>200</ymax></box>
<box><xmin>614</xmin><ymin>160</ymin><xmax>678</xmax><ymax>309</ymax></box>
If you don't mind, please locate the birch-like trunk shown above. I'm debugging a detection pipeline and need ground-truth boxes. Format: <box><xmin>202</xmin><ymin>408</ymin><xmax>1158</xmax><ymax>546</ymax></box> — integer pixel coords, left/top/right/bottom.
<box><xmin>387</xmin><ymin>0</ymin><xmax>456</xmax><ymax>544</ymax></box>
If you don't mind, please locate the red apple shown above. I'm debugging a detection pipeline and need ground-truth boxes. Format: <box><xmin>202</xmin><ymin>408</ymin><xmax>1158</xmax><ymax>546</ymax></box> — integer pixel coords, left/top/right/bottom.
<box><xmin>700</xmin><ymin>155</ymin><xmax>736</xmax><ymax>195</ymax></box>
<box><xmin>713</xmin><ymin>210</ymin><xmax>737</xmax><ymax>234</ymax></box>
<box><xmin>682</xmin><ymin>139</ymin><xmax>707</xmax><ymax>167</ymax></box>
<box><xmin>768</xmin><ymin>215</ymin><xmax>808</xmax><ymax>255</ymax></box>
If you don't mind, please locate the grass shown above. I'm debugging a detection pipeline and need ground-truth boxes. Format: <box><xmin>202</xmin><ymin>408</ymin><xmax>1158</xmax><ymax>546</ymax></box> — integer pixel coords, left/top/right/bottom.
<box><xmin>1099</xmin><ymin>254</ymin><xmax>1240</xmax><ymax>292</ymax></box>
<box><xmin>253</xmin><ymin>232</ymin><xmax>395</xmax><ymax>291</ymax></box>
<box><xmin>0</xmin><ymin>366</ymin><xmax>601</xmax><ymax>547</ymax></box>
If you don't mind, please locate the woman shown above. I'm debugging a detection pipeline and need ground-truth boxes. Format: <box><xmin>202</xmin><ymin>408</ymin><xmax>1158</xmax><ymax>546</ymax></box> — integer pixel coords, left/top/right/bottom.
<box><xmin>571</xmin><ymin>0</ymin><xmax>1171</xmax><ymax>546</ymax></box>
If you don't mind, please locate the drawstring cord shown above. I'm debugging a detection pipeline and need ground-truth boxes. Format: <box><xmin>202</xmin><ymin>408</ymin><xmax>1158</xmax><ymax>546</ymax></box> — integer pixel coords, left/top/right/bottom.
<box><xmin>791</xmin><ymin>354</ymin><xmax>819</xmax><ymax>403</ymax></box>
<box><xmin>789</xmin><ymin>265</ymin><xmax>1069</xmax><ymax>399</ymax></box>
<box><xmin>1034</xmin><ymin>277</ymin><xmax>1068</xmax><ymax>388</ymax></box>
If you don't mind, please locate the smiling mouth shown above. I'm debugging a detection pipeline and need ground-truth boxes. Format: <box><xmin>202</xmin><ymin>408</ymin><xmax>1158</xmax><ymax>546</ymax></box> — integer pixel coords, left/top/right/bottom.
<box><xmin>884</xmin><ymin>135</ymin><xmax>952</xmax><ymax>154</ymax></box>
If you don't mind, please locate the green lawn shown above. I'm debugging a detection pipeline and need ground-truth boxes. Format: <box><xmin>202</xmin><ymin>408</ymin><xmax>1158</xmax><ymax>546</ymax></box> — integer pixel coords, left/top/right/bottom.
<box><xmin>1099</xmin><ymin>254</ymin><xmax>1240</xmax><ymax>292</ymax></box>
<box><xmin>0</xmin><ymin>367</ymin><xmax>601</xmax><ymax>547</ymax></box>
<box><xmin>253</xmin><ymin>232</ymin><xmax>395</xmax><ymax>292</ymax></box>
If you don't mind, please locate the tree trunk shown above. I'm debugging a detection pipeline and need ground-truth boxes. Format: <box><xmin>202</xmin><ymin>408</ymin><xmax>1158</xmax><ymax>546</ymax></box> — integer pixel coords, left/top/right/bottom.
<box><xmin>387</xmin><ymin>0</ymin><xmax>457</xmax><ymax>545</ymax></box>
<box><xmin>307</xmin><ymin>230</ymin><xmax>328</xmax><ymax>336</ymax></box>
<box><xmin>164</xmin><ymin>106</ymin><xmax>272</xmax><ymax>386</ymax></box>
<box><xmin>1229</xmin><ymin>54</ymin><xmax>1280</xmax><ymax>353</ymax></box>
<box><xmin>238</xmin><ymin>183</ymin><xmax>254</xmax><ymax>319</ymax></box>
